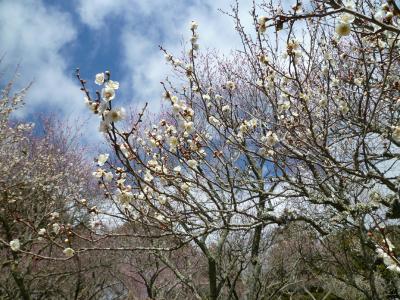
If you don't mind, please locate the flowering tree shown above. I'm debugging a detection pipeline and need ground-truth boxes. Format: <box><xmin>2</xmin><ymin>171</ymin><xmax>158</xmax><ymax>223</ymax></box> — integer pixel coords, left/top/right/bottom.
<box><xmin>0</xmin><ymin>75</ymin><xmax>126</xmax><ymax>299</ymax></box>
<box><xmin>78</xmin><ymin>0</ymin><xmax>400</xmax><ymax>299</ymax></box>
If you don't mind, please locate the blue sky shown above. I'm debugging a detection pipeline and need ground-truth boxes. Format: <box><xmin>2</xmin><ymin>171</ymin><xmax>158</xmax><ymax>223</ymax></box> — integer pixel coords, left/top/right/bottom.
<box><xmin>0</xmin><ymin>0</ymin><xmax>253</xmax><ymax>142</ymax></box>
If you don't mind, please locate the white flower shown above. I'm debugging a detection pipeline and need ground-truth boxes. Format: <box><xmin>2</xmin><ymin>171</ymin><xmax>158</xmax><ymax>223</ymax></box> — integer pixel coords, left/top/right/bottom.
<box><xmin>183</xmin><ymin>121</ymin><xmax>194</xmax><ymax>134</ymax></box>
<box><xmin>338</xmin><ymin>101</ymin><xmax>349</xmax><ymax>114</ymax></box>
<box><xmin>104</xmin><ymin>107</ymin><xmax>126</xmax><ymax>123</ymax></box>
<box><xmin>335</xmin><ymin>22</ymin><xmax>351</xmax><ymax>37</ymax></box>
<box><xmin>340</xmin><ymin>13</ymin><xmax>355</xmax><ymax>24</ymax></box>
<box><xmin>155</xmin><ymin>213</ymin><xmax>166</xmax><ymax>222</ymax></box>
<box><xmin>52</xmin><ymin>223</ymin><xmax>61</xmax><ymax>235</ymax></box>
<box><xmin>102</xmin><ymin>87</ymin><xmax>116</xmax><ymax>102</ymax></box>
<box><xmin>226</xmin><ymin>81</ymin><xmax>236</xmax><ymax>90</ymax></box>
<box><xmin>387</xmin><ymin>264</ymin><xmax>400</xmax><ymax>274</ymax></box>
<box><xmin>354</xmin><ymin>77</ymin><xmax>363</xmax><ymax>86</ymax></box>
<box><xmin>392</xmin><ymin>126</ymin><xmax>400</xmax><ymax>142</ymax></box>
<box><xmin>209</xmin><ymin>116</ymin><xmax>220</xmax><ymax>127</ymax></box>
<box><xmin>104</xmin><ymin>172</ymin><xmax>113</xmax><ymax>182</ymax></box>
<box><xmin>93</xmin><ymin>168</ymin><xmax>105</xmax><ymax>178</ymax></box>
<box><xmin>331</xmin><ymin>77</ymin><xmax>340</xmax><ymax>86</ymax></box>
<box><xmin>158</xmin><ymin>195</ymin><xmax>167</xmax><ymax>205</ymax></box>
<box><xmin>258</xmin><ymin>16</ymin><xmax>267</xmax><ymax>33</ymax></box>
<box><xmin>173</xmin><ymin>166</ymin><xmax>182</xmax><ymax>173</ymax></box>
<box><xmin>181</xmin><ymin>182</ymin><xmax>190</xmax><ymax>191</ymax></box>
<box><xmin>187</xmin><ymin>159</ymin><xmax>198</xmax><ymax>169</ymax></box>
<box><xmin>190</xmin><ymin>21</ymin><xmax>198</xmax><ymax>30</ymax></box>
<box><xmin>259</xmin><ymin>54</ymin><xmax>269</xmax><ymax>64</ymax></box>
<box><xmin>116</xmin><ymin>190</ymin><xmax>133</xmax><ymax>204</ymax></box>
<box><xmin>10</xmin><ymin>239</ymin><xmax>20</xmax><ymax>251</ymax></box>
<box><xmin>319</xmin><ymin>97</ymin><xmax>328</xmax><ymax>108</ymax></box>
<box><xmin>63</xmin><ymin>247</ymin><xmax>75</xmax><ymax>257</ymax></box>
<box><xmin>263</xmin><ymin>131</ymin><xmax>279</xmax><ymax>147</ymax></box>
<box><xmin>258</xmin><ymin>147</ymin><xmax>274</xmax><ymax>158</ymax></box>
<box><xmin>89</xmin><ymin>102</ymin><xmax>98</xmax><ymax>113</ymax></box>
<box><xmin>144</xmin><ymin>171</ymin><xmax>154</xmax><ymax>182</ymax></box>
<box><xmin>202</xmin><ymin>94</ymin><xmax>211</xmax><ymax>101</ymax></box>
<box><xmin>169</xmin><ymin>136</ymin><xmax>179</xmax><ymax>151</ymax></box>
<box><xmin>50</xmin><ymin>212</ymin><xmax>59</xmax><ymax>219</ymax></box>
<box><xmin>222</xmin><ymin>105</ymin><xmax>231</xmax><ymax>114</ymax></box>
<box><xmin>97</xmin><ymin>153</ymin><xmax>109</xmax><ymax>166</ymax></box>
<box><xmin>190</xmin><ymin>33</ymin><xmax>199</xmax><ymax>43</ymax></box>
<box><xmin>38</xmin><ymin>228</ymin><xmax>46</xmax><ymax>236</ymax></box>
<box><xmin>343</xmin><ymin>0</ymin><xmax>355</xmax><ymax>9</ymax></box>
<box><xmin>172</xmin><ymin>103</ymin><xmax>182</xmax><ymax>113</ymax></box>
<box><xmin>165</xmin><ymin>54</ymin><xmax>173</xmax><ymax>62</ymax></box>
<box><xmin>258</xmin><ymin>16</ymin><xmax>268</xmax><ymax>26</ymax></box>
<box><xmin>105</xmin><ymin>80</ymin><xmax>119</xmax><ymax>90</ymax></box>
<box><xmin>95</xmin><ymin>73</ymin><xmax>105</xmax><ymax>85</ymax></box>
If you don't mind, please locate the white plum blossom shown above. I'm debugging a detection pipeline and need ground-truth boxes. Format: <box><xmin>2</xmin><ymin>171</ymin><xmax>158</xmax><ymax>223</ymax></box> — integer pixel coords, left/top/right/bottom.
<box><xmin>226</xmin><ymin>81</ymin><xmax>236</xmax><ymax>90</ymax></box>
<box><xmin>95</xmin><ymin>73</ymin><xmax>105</xmax><ymax>85</ymax></box>
<box><xmin>97</xmin><ymin>153</ymin><xmax>109</xmax><ymax>166</ymax></box>
<box><xmin>38</xmin><ymin>228</ymin><xmax>46</xmax><ymax>236</ymax></box>
<box><xmin>335</xmin><ymin>13</ymin><xmax>354</xmax><ymax>37</ymax></box>
<box><xmin>173</xmin><ymin>166</ymin><xmax>182</xmax><ymax>173</ymax></box>
<box><xmin>181</xmin><ymin>182</ymin><xmax>191</xmax><ymax>192</ymax></box>
<box><xmin>376</xmin><ymin>247</ymin><xmax>400</xmax><ymax>274</ymax></box>
<box><xmin>102</xmin><ymin>87</ymin><xmax>116</xmax><ymax>102</ymax></box>
<box><xmin>93</xmin><ymin>168</ymin><xmax>105</xmax><ymax>178</ymax></box>
<box><xmin>105</xmin><ymin>80</ymin><xmax>119</xmax><ymax>90</ymax></box>
<box><xmin>10</xmin><ymin>239</ymin><xmax>20</xmax><ymax>251</ymax></box>
<box><xmin>336</xmin><ymin>23</ymin><xmax>351</xmax><ymax>37</ymax></box>
<box><xmin>202</xmin><ymin>94</ymin><xmax>211</xmax><ymax>101</ymax></box>
<box><xmin>183</xmin><ymin>121</ymin><xmax>194</xmax><ymax>134</ymax></box>
<box><xmin>144</xmin><ymin>171</ymin><xmax>154</xmax><ymax>182</ymax></box>
<box><xmin>258</xmin><ymin>16</ymin><xmax>267</xmax><ymax>33</ymax></box>
<box><xmin>343</xmin><ymin>0</ymin><xmax>355</xmax><ymax>9</ymax></box>
<box><xmin>187</xmin><ymin>159</ymin><xmax>199</xmax><ymax>169</ymax></box>
<box><xmin>339</xmin><ymin>101</ymin><xmax>349</xmax><ymax>114</ymax></box>
<box><xmin>158</xmin><ymin>194</ymin><xmax>167</xmax><ymax>205</ymax></box>
<box><xmin>209</xmin><ymin>116</ymin><xmax>220</xmax><ymax>127</ymax></box>
<box><xmin>340</xmin><ymin>13</ymin><xmax>355</xmax><ymax>24</ymax></box>
<box><xmin>63</xmin><ymin>247</ymin><xmax>75</xmax><ymax>257</ymax></box>
<box><xmin>169</xmin><ymin>136</ymin><xmax>179</xmax><ymax>151</ymax></box>
<box><xmin>319</xmin><ymin>97</ymin><xmax>328</xmax><ymax>107</ymax></box>
<box><xmin>259</xmin><ymin>54</ymin><xmax>269</xmax><ymax>64</ymax></box>
<box><xmin>104</xmin><ymin>107</ymin><xmax>126</xmax><ymax>123</ymax></box>
<box><xmin>52</xmin><ymin>223</ymin><xmax>61</xmax><ymax>235</ymax></box>
<box><xmin>392</xmin><ymin>126</ymin><xmax>400</xmax><ymax>142</ymax></box>
<box><xmin>116</xmin><ymin>189</ymin><xmax>134</xmax><ymax>204</ymax></box>
<box><xmin>50</xmin><ymin>212</ymin><xmax>59</xmax><ymax>220</ymax></box>
<box><xmin>190</xmin><ymin>21</ymin><xmax>198</xmax><ymax>30</ymax></box>
<box><xmin>354</xmin><ymin>77</ymin><xmax>363</xmax><ymax>86</ymax></box>
<box><xmin>258</xmin><ymin>16</ymin><xmax>267</xmax><ymax>26</ymax></box>
<box><xmin>262</xmin><ymin>131</ymin><xmax>279</xmax><ymax>147</ymax></box>
<box><xmin>222</xmin><ymin>105</ymin><xmax>231</xmax><ymax>114</ymax></box>
<box><xmin>104</xmin><ymin>172</ymin><xmax>113</xmax><ymax>182</ymax></box>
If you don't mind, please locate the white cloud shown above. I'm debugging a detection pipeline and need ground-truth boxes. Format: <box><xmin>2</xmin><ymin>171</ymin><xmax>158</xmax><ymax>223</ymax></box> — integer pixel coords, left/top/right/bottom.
<box><xmin>76</xmin><ymin>0</ymin><xmax>130</xmax><ymax>30</ymax></box>
<box><xmin>0</xmin><ymin>0</ymin><xmax>101</xmax><ymax>143</ymax></box>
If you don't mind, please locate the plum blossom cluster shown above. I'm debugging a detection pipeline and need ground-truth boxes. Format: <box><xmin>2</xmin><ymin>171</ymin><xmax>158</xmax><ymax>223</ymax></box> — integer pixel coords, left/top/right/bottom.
<box><xmin>83</xmin><ymin>71</ymin><xmax>125</xmax><ymax>133</ymax></box>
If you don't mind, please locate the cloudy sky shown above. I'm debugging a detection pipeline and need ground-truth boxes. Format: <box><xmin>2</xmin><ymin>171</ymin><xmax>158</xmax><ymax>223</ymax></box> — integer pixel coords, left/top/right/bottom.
<box><xmin>0</xmin><ymin>0</ymin><xmax>255</xmax><ymax>142</ymax></box>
